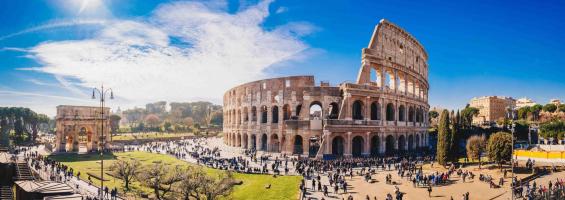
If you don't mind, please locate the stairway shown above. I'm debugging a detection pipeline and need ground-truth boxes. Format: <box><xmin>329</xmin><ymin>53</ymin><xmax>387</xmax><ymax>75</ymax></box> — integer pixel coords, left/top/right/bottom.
<box><xmin>0</xmin><ymin>186</ymin><xmax>13</xmax><ymax>200</ymax></box>
<box><xmin>15</xmin><ymin>162</ymin><xmax>35</xmax><ymax>181</ymax></box>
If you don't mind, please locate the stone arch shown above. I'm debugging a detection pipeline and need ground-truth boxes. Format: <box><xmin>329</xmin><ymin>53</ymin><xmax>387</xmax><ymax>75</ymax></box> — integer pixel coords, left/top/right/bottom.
<box><xmin>370</xmin><ymin>102</ymin><xmax>380</xmax><ymax>120</ymax></box>
<box><xmin>385</xmin><ymin>135</ymin><xmax>395</xmax><ymax>155</ymax></box>
<box><xmin>352</xmin><ymin>136</ymin><xmax>364</xmax><ymax>157</ymax></box>
<box><xmin>408</xmin><ymin>134</ymin><xmax>414</xmax><ymax>151</ymax></box>
<box><xmin>243</xmin><ymin>107</ymin><xmax>249</xmax><ymax>122</ymax></box>
<box><xmin>309</xmin><ymin>101</ymin><xmax>323</xmax><ymax>119</ymax></box>
<box><xmin>398</xmin><ymin>135</ymin><xmax>406</xmax><ymax>152</ymax></box>
<box><xmin>386</xmin><ymin>103</ymin><xmax>395</xmax><ymax>121</ymax></box>
<box><xmin>283</xmin><ymin>104</ymin><xmax>291</xmax><ymax>120</ymax></box>
<box><xmin>328</xmin><ymin>102</ymin><xmax>339</xmax><ymax>119</ymax></box>
<box><xmin>78</xmin><ymin>127</ymin><xmax>87</xmax><ymax>143</ymax></box>
<box><xmin>295</xmin><ymin>104</ymin><xmax>302</xmax><ymax>118</ymax></box>
<box><xmin>270</xmin><ymin>134</ymin><xmax>280</xmax><ymax>152</ymax></box>
<box><xmin>250</xmin><ymin>134</ymin><xmax>257</xmax><ymax>149</ymax></box>
<box><xmin>242</xmin><ymin>133</ymin><xmax>248</xmax><ymax>149</ymax></box>
<box><xmin>332</xmin><ymin>136</ymin><xmax>345</xmax><ymax>156</ymax></box>
<box><xmin>237</xmin><ymin>133</ymin><xmax>241</xmax><ymax>147</ymax></box>
<box><xmin>251</xmin><ymin>106</ymin><xmax>257</xmax><ymax>122</ymax></box>
<box><xmin>370</xmin><ymin>135</ymin><xmax>380</xmax><ymax>156</ymax></box>
<box><xmin>293</xmin><ymin>135</ymin><xmax>303</xmax><ymax>154</ymax></box>
<box><xmin>261</xmin><ymin>106</ymin><xmax>268</xmax><ymax>123</ymax></box>
<box><xmin>352</xmin><ymin>100</ymin><xmax>364</xmax><ymax>120</ymax></box>
<box><xmin>408</xmin><ymin>106</ymin><xmax>415</xmax><ymax>122</ymax></box>
<box><xmin>416</xmin><ymin>134</ymin><xmax>420</xmax><ymax>149</ymax></box>
<box><xmin>261</xmin><ymin>133</ymin><xmax>268</xmax><ymax>151</ymax></box>
<box><xmin>272</xmin><ymin>106</ymin><xmax>279</xmax><ymax>123</ymax></box>
<box><xmin>399</xmin><ymin>105</ymin><xmax>406</xmax><ymax>121</ymax></box>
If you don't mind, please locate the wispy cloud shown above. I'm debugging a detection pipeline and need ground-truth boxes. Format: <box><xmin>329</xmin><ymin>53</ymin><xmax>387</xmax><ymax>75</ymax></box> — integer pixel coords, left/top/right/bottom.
<box><xmin>25</xmin><ymin>0</ymin><xmax>314</xmax><ymax>107</ymax></box>
<box><xmin>0</xmin><ymin>19</ymin><xmax>107</xmax><ymax>41</ymax></box>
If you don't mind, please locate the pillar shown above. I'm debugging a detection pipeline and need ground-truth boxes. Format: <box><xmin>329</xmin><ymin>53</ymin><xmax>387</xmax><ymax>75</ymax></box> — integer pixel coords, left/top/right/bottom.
<box><xmin>363</xmin><ymin>132</ymin><xmax>370</xmax><ymax>156</ymax></box>
<box><xmin>345</xmin><ymin>132</ymin><xmax>352</xmax><ymax>157</ymax></box>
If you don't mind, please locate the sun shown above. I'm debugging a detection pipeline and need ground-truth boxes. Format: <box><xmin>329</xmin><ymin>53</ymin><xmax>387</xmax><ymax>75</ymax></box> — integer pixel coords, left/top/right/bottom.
<box><xmin>78</xmin><ymin>0</ymin><xmax>103</xmax><ymax>14</ymax></box>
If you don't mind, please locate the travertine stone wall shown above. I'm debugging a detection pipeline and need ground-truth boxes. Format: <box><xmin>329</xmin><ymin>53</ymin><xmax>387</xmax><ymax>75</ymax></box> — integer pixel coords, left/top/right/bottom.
<box><xmin>54</xmin><ymin>105</ymin><xmax>111</xmax><ymax>153</ymax></box>
<box><xmin>223</xmin><ymin>19</ymin><xmax>430</xmax><ymax>158</ymax></box>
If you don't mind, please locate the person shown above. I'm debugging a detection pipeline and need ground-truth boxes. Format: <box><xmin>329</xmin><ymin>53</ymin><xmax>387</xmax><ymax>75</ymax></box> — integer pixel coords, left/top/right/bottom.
<box><xmin>427</xmin><ymin>185</ymin><xmax>432</xmax><ymax>197</ymax></box>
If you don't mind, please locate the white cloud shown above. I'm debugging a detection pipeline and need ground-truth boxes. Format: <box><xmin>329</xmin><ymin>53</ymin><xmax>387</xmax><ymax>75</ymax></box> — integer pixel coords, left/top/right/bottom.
<box><xmin>276</xmin><ymin>6</ymin><xmax>288</xmax><ymax>14</ymax></box>
<box><xmin>27</xmin><ymin>0</ymin><xmax>313</xmax><ymax>107</ymax></box>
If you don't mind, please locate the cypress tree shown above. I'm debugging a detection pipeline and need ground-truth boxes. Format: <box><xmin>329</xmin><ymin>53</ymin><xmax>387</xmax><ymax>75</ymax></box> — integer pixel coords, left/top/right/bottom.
<box><xmin>436</xmin><ymin>109</ymin><xmax>451</xmax><ymax>166</ymax></box>
<box><xmin>450</xmin><ymin>110</ymin><xmax>461</xmax><ymax>162</ymax></box>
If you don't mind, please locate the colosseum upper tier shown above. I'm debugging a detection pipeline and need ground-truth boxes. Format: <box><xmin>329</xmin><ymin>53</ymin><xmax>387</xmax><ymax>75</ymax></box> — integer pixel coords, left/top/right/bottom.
<box><xmin>223</xmin><ymin>19</ymin><xmax>430</xmax><ymax>158</ymax></box>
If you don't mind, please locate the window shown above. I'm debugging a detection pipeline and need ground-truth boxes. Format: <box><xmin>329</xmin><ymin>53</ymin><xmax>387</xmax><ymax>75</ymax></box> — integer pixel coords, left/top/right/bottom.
<box><xmin>262</xmin><ymin>82</ymin><xmax>266</xmax><ymax>89</ymax></box>
<box><xmin>285</xmin><ymin>80</ymin><xmax>291</xmax><ymax>88</ymax></box>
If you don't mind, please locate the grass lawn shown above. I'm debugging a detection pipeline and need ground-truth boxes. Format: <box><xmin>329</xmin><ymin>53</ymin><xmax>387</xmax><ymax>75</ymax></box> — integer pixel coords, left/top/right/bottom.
<box><xmin>49</xmin><ymin>151</ymin><xmax>300</xmax><ymax>200</ymax></box>
<box><xmin>111</xmin><ymin>132</ymin><xmax>194</xmax><ymax>141</ymax></box>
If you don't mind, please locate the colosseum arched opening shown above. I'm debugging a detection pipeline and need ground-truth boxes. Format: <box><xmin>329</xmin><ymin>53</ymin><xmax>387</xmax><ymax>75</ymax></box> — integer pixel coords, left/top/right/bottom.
<box><xmin>222</xmin><ymin>19</ymin><xmax>430</xmax><ymax>158</ymax></box>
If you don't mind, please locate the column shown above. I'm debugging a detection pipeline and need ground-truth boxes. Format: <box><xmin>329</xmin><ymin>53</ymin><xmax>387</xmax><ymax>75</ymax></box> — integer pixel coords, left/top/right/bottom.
<box><xmin>364</xmin><ymin>97</ymin><xmax>370</xmax><ymax>120</ymax></box>
<box><xmin>325</xmin><ymin>131</ymin><xmax>331</xmax><ymax>154</ymax></box>
<box><xmin>364</xmin><ymin>132</ymin><xmax>370</xmax><ymax>156</ymax></box>
<box><xmin>345</xmin><ymin>132</ymin><xmax>352</xmax><ymax>157</ymax></box>
<box><xmin>393</xmin><ymin>69</ymin><xmax>398</xmax><ymax>93</ymax></box>
<box><xmin>303</xmin><ymin>134</ymin><xmax>310</xmax><ymax>156</ymax></box>
<box><xmin>379</xmin><ymin>66</ymin><xmax>385</xmax><ymax>90</ymax></box>
<box><xmin>380</xmin><ymin>135</ymin><xmax>386</xmax><ymax>154</ymax></box>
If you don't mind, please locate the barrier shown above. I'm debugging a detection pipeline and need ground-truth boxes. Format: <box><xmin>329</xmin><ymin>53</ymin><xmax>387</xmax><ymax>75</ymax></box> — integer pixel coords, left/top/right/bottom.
<box><xmin>514</xmin><ymin>150</ymin><xmax>565</xmax><ymax>163</ymax></box>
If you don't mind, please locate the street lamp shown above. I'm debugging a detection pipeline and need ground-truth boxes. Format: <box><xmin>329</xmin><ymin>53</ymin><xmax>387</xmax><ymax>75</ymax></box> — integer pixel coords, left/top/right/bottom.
<box><xmin>92</xmin><ymin>85</ymin><xmax>113</xmax><ymax>200</ymax></box>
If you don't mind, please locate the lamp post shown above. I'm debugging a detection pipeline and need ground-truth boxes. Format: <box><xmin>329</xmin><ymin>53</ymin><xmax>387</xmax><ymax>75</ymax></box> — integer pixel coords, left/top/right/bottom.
<box><xmin>92</xmin><ymin>85</ymin><xmax>114</xmax><ymax>200</ymax></box>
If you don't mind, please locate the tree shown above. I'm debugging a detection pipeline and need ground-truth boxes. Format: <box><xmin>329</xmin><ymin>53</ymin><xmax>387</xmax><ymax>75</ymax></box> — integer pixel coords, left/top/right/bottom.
<box><xmin>517</xmin><ymin>106</ymin><xmax>530</xmax><ymax>120</ymax></box>
<box><xmin>466</xmin><ymin>135</ymin><xmax>486</xmax><ymax>168</ymax></box>
<box><xmin>109</xmin><ymin>115</ymin><xmax>122</xmax><ymax>134</ymax></box>
<box><xmin>542</xmin><ymin>104</ymin><xmax>557</xmax><ymax>113</ymax></box>
<box><xmin>461</xmin><ymin>106</ymin><xmax>479</xmax><ymax>128</ymax></box>
<box><xmin>163</xmin><ymin>121</ymin><xmax>173</xmax><ymax>132</ymax></box>
<box><xmin>539</xmin><ymin>119</ymin><xmax>565</xmax><ymax>141</ymax></box>
<box><xmin>183</xmin><ymin>117</ymin><xmax>194</xmax><ymax>128</ymax></box>
<box><xmin>449</xmin><ymin>110</ymin><xmax>461</xmax><ymax>162</ymax></box>
<box><xmin>176</xmin><ymin>166</ymin><xmax>206</xmax><ymax>200</ymax></box>
<box><xmin>110</xmin><ymin>159</ymin><xmax>140</xmax><ymax>191</ymax></box>
<box><xmin>487</xmin><ymin>132</ymin><xmax>512</xmax><ymax>170</ymax></box>
<box><xmin>436</xmin><ymin>109</ymin><xmax>451</xmax><ymax>166</ymax></box>
<box><xmin>138</xmin><ymin>163</ymin><xmax>184</xmax><ymax>200</ymax></box>
<box><xmin>429</xmin><ymin>110</ymin><xmax>439</xmax><ymax>119</ymax></box>
<box><xmin>529</xmin><ymin>104</ymin><xmax>543</xmax><ymax>121</ymax></box>
<box><xmin>198</xmin><ymin>172</ymin><xmax>235</xmax><ymax>200</ymax></box>
<box><xmin>144</xmin><ymin>114</ymin><xmax>161</xmax><ymax>130</ymax></box>
<box><xmin>559</xmin><ymin>104</ymin><xmax>565</xmax><ymax>113</ymax></box>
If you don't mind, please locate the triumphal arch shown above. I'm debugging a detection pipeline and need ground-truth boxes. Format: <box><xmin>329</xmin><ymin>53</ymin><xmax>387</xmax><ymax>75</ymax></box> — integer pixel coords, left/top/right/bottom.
<box><xmin>223</xmin><ymin>19</ymin><xmax>430</xmax><ymax>158</ymax></box>
<box><xmin>54</xmin><ymin>105</ymin><xmax>111</xmax><ymax>153</ymax></box>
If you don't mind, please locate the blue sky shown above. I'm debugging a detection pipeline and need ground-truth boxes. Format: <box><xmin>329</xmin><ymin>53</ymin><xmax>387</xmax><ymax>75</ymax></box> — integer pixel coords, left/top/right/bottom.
<box><xmin>0</xmin><ymin>0</ymin><xmax>564</xmax><ymax>116</ymax></box>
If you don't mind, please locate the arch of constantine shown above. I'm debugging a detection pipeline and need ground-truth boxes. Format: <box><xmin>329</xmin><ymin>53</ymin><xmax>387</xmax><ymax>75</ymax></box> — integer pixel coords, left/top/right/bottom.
<box><xmin>54</xmin><ymin>105</ymin><xmax>111</xmax><ymax>153</ymax></box>
<box><xmin>223</xmin><ymin>19</ymin><xmax>430</xmax><ymax>158</ymax></box>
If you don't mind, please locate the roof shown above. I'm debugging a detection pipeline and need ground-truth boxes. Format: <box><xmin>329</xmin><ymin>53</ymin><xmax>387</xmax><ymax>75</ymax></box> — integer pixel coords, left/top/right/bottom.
<box><xmin>15</xmin><ymin>180</ymin><xmax>74</xmax><ymax>194</ymax></box>
<box><xmin>0</xmin><ymin>152</ymin><xmax>12</xmax><ymax>163</ymax></box>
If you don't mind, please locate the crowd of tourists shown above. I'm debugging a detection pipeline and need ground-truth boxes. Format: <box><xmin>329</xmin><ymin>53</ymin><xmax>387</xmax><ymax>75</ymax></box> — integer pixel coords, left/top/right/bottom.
<box><xmin>16</xmin><ymin>146</ymin><xmax>119</xmax><ymax>200</ymax></box>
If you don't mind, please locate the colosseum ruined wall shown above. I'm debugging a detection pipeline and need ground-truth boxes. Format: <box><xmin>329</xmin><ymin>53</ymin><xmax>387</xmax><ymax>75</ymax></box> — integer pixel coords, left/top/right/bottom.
<box><xmin>223</xmin><ymin>19</ymin><xmax>430</xmax><ymax>158</ymax></box>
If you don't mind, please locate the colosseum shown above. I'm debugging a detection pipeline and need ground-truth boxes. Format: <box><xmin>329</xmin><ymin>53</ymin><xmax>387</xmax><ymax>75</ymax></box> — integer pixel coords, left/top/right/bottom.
<box><xmin>223</xmin><ymin>19</ymin><xmax>430</xmax><ymax>158</ymax></box>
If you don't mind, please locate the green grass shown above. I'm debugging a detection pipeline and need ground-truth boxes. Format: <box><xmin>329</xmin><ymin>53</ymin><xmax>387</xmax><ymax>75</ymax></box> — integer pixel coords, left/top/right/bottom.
<box><xmin>49</xmin><ymin>151</ymin><xmax>300</xmax><ymax>200</ymax></box>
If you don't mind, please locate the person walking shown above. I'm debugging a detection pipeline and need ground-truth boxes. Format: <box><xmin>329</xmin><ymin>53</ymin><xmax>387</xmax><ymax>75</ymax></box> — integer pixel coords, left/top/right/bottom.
<box><xmin>427</xmin><ymin>185</ymin><xmax>432</xmax><ymax>197</ymax></box>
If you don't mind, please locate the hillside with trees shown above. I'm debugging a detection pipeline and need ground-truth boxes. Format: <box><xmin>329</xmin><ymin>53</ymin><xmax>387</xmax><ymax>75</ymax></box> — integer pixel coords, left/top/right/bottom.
<box><xmin>120</xmin><ymin>101</ymin><xmax>222</xmax><ymax>133</ymax></box>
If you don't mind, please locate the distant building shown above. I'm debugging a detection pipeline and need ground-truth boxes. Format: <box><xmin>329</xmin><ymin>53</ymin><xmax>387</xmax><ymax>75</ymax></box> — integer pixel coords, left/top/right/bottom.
<box><xmin>469</xmin><ymin>96</ymin><xmax>515</xmax><ymax>125</ymax></box>
<box><xmin>549</xmin><ymin>99</ymin><xmax>561</xmax><ymax>106</ymax></box>
<box><xmin>515</xmin><ymin>97</ymin><xmax>536</xmax><ymax>108</ymax></box>
<box><xmin>54</xmin><ymin>105</ymin><xmax>111</xmax><ymax>153</ymax></box>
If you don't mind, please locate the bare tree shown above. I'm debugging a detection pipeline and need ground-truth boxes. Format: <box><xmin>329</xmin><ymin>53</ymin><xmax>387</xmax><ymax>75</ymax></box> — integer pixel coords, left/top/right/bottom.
<box><xmin>198</xmin><ymin>171</ymin><xmax>236</xmax><ymax>200</ymax></box>
<box><xmin>110</xmin><ymin>159</ymin><xmax>140</xmax><ymax>191</ymax></box>
<box><xmin>138</xmin><ymin>163</ymin><xmax>184</xmax><ymax>200</ymax></box>
<box><xmin>466</xmin><ymin>135</ymin><xmax>486</xmax><ymax>168</ymax></box>
<box><xmin>176</xmin><ymin>166</ymin><xmax>205</xmax><ymax>200</ymax></box>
